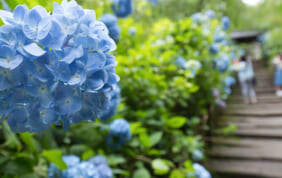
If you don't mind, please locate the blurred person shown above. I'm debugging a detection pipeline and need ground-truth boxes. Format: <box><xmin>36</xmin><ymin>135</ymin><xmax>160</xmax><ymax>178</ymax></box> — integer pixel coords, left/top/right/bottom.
<box><xmin>235</xmin><ymin>55</ymin><xmax>257</xmax><ymax>104</ymax></box>
<box><xmin>273</xmin><ymin>53</ymin><xmax>282</xmax><ymax>96</ymax></box>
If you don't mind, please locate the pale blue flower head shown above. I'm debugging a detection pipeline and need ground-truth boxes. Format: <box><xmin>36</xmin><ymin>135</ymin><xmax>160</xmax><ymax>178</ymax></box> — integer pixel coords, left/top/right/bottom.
<box><xmin>221</xmin><ymin>16</ymin><xmax>230</xmax><ymax>30</ymax></box>
<box><xmin>205</xmin><ymin>10</ymin><xmax>215</xmax><ymax>19</ymax></box>
<box><xmin>192</xmin><ymin>163</ymin><xmax>212</xmax><ymax>178</ymax></box>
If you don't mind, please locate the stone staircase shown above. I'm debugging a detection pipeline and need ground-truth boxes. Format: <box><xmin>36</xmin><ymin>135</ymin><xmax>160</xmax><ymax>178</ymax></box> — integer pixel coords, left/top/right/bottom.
<box><xmin>207</xmin><ymin>60</ymin><xmax>282</xmax><ymax>178</ymax></box>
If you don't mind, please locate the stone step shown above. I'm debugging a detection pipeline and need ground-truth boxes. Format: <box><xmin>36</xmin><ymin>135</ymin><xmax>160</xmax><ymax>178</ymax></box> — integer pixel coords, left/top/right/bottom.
<box><xmin>207</xmin><ymin>159</ymin><xmax>282</xmax><ymax>178</ymax></box>
<box><xmin>218</xmin><ymin>116</ymin><xmax>282</xmax><ymax>128</ymax></box>
<box><xmin>224</xmin><ymin>103</ymin><xmax>282</xmax><ymax>116</ymax></box>
<box><xmin>232</xmin><ymin>87</ymin><xmax>275</xmax><ymax>94</ymax></box>
<box><xmin>228</xmin><ymin>94</ymin><xmax>282</xmax><ymax>104</ymax></box>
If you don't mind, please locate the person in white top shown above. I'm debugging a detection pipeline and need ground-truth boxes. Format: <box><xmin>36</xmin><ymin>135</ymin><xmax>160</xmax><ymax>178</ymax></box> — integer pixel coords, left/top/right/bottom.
<box><xmin>273</xmin><ymin>54</ymin><xmax>282</xmax><ymax>96</ymax></box>
<box><xmin>234</xmin><ymin>55</ymin><xmax>257</xmax><ymax>104</ymax></box>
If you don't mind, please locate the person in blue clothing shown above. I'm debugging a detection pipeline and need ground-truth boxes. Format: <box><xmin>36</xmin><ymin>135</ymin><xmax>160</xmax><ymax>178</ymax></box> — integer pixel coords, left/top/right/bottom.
<box><xmin>235</xmin><ymin>55</ymin><xmax>257</xmax><ymax>104</ymax></box>
<box><xmin>273</xmin><ymin>53</ymin><xmax>282</xmax><ymax>96</ymax></box>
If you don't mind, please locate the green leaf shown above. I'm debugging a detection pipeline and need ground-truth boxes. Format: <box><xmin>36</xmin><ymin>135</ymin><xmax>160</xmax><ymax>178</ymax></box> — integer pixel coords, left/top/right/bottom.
<box><xmin>184</xmin><ymin>160</ymin><xmax>194</xmax><ymax>171</ymax></box>
<box><xmin>3</xmin><ymin>121</ymin><xmax>22</xmax><ymax>151</ymax></box>
<box><xmin>165</xmin><ymin>116</ymin><xmax>187</xmax><ymax>129</ymax></box>
<box><xmin>19</xmin><ymin>132</ymin><xmax>39</xmax><ymax>153</ymax></box>
<box><xmin>151</xmin><ymin>159</ymin><xmax>170</xmax><ymax>175</ymax></box>
<box><xmin>0</xmin><ymin>157</ymin><xmax>34</xmax><ymax>175</ymax></box>
<box><xmin>133</xmin><ymin>168</ymin><xmax>151</xmax><ymax>178</ymax></box>
<box><xmin>82</xmin><ymin>149</ymin><xmax>95</xmax><ymax>161</ymax></box>
<box><xmin>107</xmin><ymin>155</ymin><xmax>126</xmax><ymax>166</ymax></box>
<box><xmin>149</xmin><ymin>132</ymin><xmax>163</xmax><ymax>147</ymax></box>
<box><xmin>42</xmin><ymin>150</ymin><xmax>67</xmax><ymax>170</ymax></box>
<box><xmin>139</xmin><ymin>133</ymin><xmax>150</xmax><ymax>148</ymax></box>
<box><xmin>170</xmin><ymin>170</ymin><xmax>186</xmax><ymax>178</ymax></box>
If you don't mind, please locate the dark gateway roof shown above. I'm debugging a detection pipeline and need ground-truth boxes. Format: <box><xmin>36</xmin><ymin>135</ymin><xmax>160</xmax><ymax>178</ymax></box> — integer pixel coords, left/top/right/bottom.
<box><xmin>229</xmin><ymin>31</ymin><xmax>264</xmax><ymax>43</ymax></box>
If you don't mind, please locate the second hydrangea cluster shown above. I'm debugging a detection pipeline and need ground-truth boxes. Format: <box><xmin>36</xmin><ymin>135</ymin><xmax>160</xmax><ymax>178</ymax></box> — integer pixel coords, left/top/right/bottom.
<box><xmin>48</xmin><ymin>155</ymin><xmax>113</xmax><ymax>178</ymax></box>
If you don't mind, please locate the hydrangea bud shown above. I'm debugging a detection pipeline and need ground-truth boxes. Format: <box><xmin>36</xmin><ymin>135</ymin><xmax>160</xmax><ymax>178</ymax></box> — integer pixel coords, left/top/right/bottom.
<box><xmin>106</xmin><ymin>118</ymin><xmax>131</xmax><ymax>149</ymax></box>
<box><xmin>112</xmin><ymin>0</ymin><xmax>133</xmax><ymax>18</ymax></box>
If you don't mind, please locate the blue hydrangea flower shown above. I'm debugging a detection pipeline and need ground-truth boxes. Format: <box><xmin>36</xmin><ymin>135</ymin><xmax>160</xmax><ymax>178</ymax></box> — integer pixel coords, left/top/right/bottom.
<box><xmin>214</xmin><ymin>57</ymin><xmax>230</xmax><ymax>73</ymax></box>
<box><xmin>191</xmin><ymin>13</ymin><xmax>203</xmax><ymax>23</ymax></box>
<box><xmin>176</xmin><ymin>56</ymin><xmax>187</xmax><ymax>70</ymax></box>
<box><xmin>192</xmin><ymin>149</ymin><xmax>204</xmax><ymax>161</ymax></box>
<box><xmin>112</xmin><ymin>0</ymin><xmax>133</xmax><ymax>18</ymax></box>
<box><xmin>224</xmin><ymin>76</ymin><xmax>236</xmax><ymax>87</ymax></box>
<box><xmin>129</xmin><ymin>27</ymin><xmax>137</xmax><ymax>36</ymax></box>
<box><xmin>205</xmin><ymin>10</ymin><xmax>215</xmax><ymax>19</ymax></box>
<box><xmin>221</xmin><ymin>16</ymin><xmax>230</xmax><ymax>30</ymax></box>
<box><xmin>192</xmin><ymin>163</ymin><xmax>212</xmax><ymax>178</ymax></box>
<box><xmin>89</xmin><ymin>155</ymin><xmax>108</xmax><ymax>167</ymax></box>
<box><xmin>106</xmin><ymin>118</ymin><xmax>131</xmax><ymax>149</ymax></box>
<box><xmin>49</xmin><ymin>155</ymin><xmax>113</xmax><ymax>178</ymax></box>
<box><xmin>95</xmin><ymin>164</ymin><xmax>113</xmax><ymax>178</ymax></box>
<box><xmin>0</xmin><ymin>0</ymin><xmax>120</xmax><ymax>133</ymax></box>
<box><xmin>215</xmin><ymin>98</ymin><xmax>226</xmax><ymax>109</ymax></box>
<box><xmin>210</xmin><ymin>43</ymin><xmax>219</xmax><ymax>55</ymax></box>
<box><xmin>100</xmin><ymin>14</ymin><xmax>121</xmax><ymax>42</ymax></box>
<box><xmin>62</xmin><ymin>162</ymin><xmax>98</xmax><ymax>178</ymax></box>
<box><xmin>213</xmin><ymin>31</ymin><xmax>225</xmax><ymax>43</ymax></box>
<box><xmin>148</xmin><ymin>0</ymin><xmax>158</xmax><ymax>5</ymax></box>
<box><xmin>98</xmin><ymin>85</ymin><xmax>121</xmax><ymax>121</ymax></box>
<box><xmin>89</xmin><ymin>155</ymin><xmax>113</xmax><ymax>178</ymax></box>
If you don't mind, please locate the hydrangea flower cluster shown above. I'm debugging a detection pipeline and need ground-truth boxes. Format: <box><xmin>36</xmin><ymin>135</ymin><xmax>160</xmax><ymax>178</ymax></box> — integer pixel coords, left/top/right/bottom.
<box><xmin>224</xmin><ymin>76</ymin><xmax>236</xmax><ymax>94</ymax></box>
<box><xmin>106</xmin><ymin>118</ymin><xmax>131</xmax><ymax>149</ymax></box>
<box><xmin>191</xmin><ymin>163</ymin><xmax>212</xmax><ymax>178</ymax></box>
<box><xmin>48</xmin><ymin>155</ymin><xmax>113</xmax><ymax>178</ymax></box>
<box><xmin>212</xmin><ymin>88</ymin><xmax>226</xmax><ymax>109</ymax></box>
<box><xmin>0</xmin><ymin>0</ymin><xmax>120</xmax><ymax>133</ymax></box>
<box><xmin>98</xmin><ymin>85</ymin><xmax>120</xmax><ymax>121</ymax></box>
<box><xmin>148</xmin><ymin>0</ymin><xmax>158</xmax><ymax>5</ymax></box>
<box><xmin>129</xmin><ymin>27</ymin><xmax>137</xmax><ymax>36</ymax></box>
<box><xmin>100</xmin><ymin>14</ymin><xmax>120</xmax><ymax>42</ymax></box>
<box><xmin>209</xmin><ymin>43</ymin><xmax>219</xmax><ymax>55</ymax></box>
<box><xmin>214</xmin><ymin>56</ymin><xmax>230</xmax><ymax>73</ymax></box>
<box><xmin>221</xmin><ymin>16</ymin><xmax>230</xmax><ymax>30</ymax></box>
<box><xmin>176</xmin><ymin>57</ymin><xmax>202</xmax><ymax>77</ymax></box>
<box><xmin>192</xmin><ymin>149</ymin><xmax>204</xmax><ymax>161</ymax></box>
<box><xmin>112</xmin><ymin>0</ymin><xmax>133</xmax><ymax>18</ymax></box>
<box><xmin>205</xmin><ymin>10</ymin><xmax>215</xmax><ymax>19</ymax></box>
